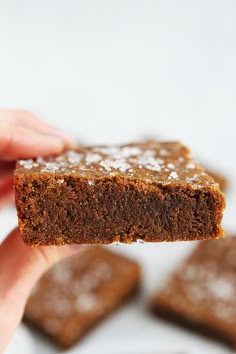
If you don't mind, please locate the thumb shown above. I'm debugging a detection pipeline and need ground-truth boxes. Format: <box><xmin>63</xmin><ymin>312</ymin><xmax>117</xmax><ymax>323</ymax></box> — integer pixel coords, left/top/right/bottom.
<box><xmin>0</xmin><ymin>228</ymin><xmax>83</xmax><ymax>352</ymax></box>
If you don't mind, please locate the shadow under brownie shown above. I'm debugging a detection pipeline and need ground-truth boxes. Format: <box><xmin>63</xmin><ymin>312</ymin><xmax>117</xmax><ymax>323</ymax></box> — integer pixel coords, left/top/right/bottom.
<box><xmin>151</xmin><ymin>236</ymin><xmax>236</xmax><ymax>349</ymax></box>
<box><xmin>24</xmin><ymin>246</ymin><xmax>141</xmax><ymax>349</ymax></box>
<box><xmin>14</xmin><ymin>141</ymin><xmax>225</xmax><ymax>246</ymax></box>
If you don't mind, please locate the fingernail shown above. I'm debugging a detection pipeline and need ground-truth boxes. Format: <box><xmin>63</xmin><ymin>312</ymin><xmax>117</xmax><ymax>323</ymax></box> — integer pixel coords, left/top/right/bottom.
<box><xmin>65</xmin><ymin>244</ymin><xmax>90</xmax><ymax>256</ymax></box>
<box><xmin>52</xmin><ymin>131</ymin><xmax>76</xmax><ymax>149</ymax></box>
<box><xmin>44</xmin><ymin>126</ymin><xmax>76</xmax><ymax>149</ymax></box>
<box><xmin>68</xmin><ymin>244</ymin><xmax>91</xmax><ymax>249</ymax></box>
<box><xmin>38</xmin><ymin>134</ymin><xmax>65</xmax><ymax>152</ymax></box>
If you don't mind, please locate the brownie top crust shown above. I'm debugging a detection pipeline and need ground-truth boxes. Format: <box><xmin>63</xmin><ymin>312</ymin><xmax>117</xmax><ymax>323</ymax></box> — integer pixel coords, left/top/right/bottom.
<box><xmin>156</xmin><ymin>237</ymin><xmax>236</xmax><ymax>312</ymax></box>
<box><xmin>152</xmin><ymin>236</ymin><xmax>236</xmax><ymax>347</ymax></box>
<box><xmin>16</xmin><ymin>141</ymin><xmax>218</xmax><ymax>189</ymax></box>
<box><xmin>24</xmin><ymin>247</ymin><xmax>140</xmax><ymax>348</ymax></box>
<box><xmin>26</xmin><ymin>247</ymin><xmax>140</xmax><ymax>317</ymax></box>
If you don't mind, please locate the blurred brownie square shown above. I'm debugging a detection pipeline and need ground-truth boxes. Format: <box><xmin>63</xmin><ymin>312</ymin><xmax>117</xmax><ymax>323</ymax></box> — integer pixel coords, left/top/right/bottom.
<box><xmin>14</xmin><ymin>141</ymin><xmax>225</xmax><ymax>246</ymax></box>
<box><xmin>205</xmin><ymin>168</ymin><xmax>228</xmax><ymax>193</ymax></box>
<box><xmin>152</xmin><ymin>236</ymin><xmax>236</xmax><ymax>348</ymax></box>
<box><xmin>24</xmin><ymin>247</ymin><xmax>140</xmax><ymax>349</ymax></box>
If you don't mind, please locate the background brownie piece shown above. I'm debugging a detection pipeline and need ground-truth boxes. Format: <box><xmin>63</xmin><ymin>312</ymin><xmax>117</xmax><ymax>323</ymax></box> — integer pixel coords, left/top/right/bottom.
<box><xmin>24</xmin><ymin>247</ymin><xmax>141</xmax><ymax>349</ymax></box>
<box><xmin>205</xmin><ymin>168</ymin><xmax>228</xmax><ymax>193</ymax></box>
<box><xmin>152</xmin><ymin>236</ymin><xmax>236</xmax><ymax>348</ymax></box>
<box><xmin>14</xmin><ymin>141</ymin><xmax>225</xmax><ymax>246</ymax></box>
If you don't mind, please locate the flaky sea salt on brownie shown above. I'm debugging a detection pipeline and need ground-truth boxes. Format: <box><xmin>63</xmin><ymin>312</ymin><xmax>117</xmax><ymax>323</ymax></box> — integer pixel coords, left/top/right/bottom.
<box><xmin>152</xmin><ymin>236</ymin><xmax>236</xmax><ymax>348</ymax></box>
<box><xmin>24</xmin><ymin>247</ymin><xmax>140</xmax><ymax>349</ymax></box>
<box><xmin>14</xmin><ymin>141</ymin><xmax>225</xmax><ymax>246</ymax></box>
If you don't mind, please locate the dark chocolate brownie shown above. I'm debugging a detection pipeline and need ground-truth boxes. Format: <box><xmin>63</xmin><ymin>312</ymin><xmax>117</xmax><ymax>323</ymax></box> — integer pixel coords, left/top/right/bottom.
<box><xmin>152</xmin><ymin>236</ymin><xmax>236</xmax><ymax>348</ymax></box>
<box><xmin>24</xmin><ymin>247</ymin><xmax>140</xmax><ymax>349</ymax></box>
<box><xmin>14</xmin><ymin>141</ymin><xmax>225</xmax><ymax>246</ymax></box>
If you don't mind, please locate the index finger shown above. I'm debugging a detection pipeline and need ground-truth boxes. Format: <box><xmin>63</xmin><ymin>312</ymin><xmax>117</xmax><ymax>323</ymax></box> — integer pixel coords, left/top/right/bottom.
<box><xmin>0</xmin><ymin>110</ymin><xmax>75</xmax><ymax>161</ymax></box>
<box><xmin>0</xmin><ymin>124</ymin><xmax>70</xmax><ymax>161</ymax></box>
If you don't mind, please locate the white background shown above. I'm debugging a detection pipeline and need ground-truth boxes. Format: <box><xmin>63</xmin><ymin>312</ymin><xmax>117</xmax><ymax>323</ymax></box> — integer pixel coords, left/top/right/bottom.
<box><xmin>0</xmin><ymin>1</ymin><xmax>235</xmax><ymax>353</ymax></box>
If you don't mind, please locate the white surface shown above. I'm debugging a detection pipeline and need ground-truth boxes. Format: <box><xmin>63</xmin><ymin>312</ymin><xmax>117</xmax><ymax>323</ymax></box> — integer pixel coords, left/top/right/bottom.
<box><xmin>4</xmin><ymin>324</ymin><xmax>34</xmax><ymax>354</ymax></box>
<box><xmin>0</xmin><ymin>1</ymin><xmax>236</xmax><ymax>353</ymax></box>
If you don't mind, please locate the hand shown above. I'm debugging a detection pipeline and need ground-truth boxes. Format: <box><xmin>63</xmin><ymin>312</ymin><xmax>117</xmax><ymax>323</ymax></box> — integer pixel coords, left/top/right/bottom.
<box><xmin>0</xmin><ymin>109</ymin><xmax>73</xmax><ymax>208</ymax></box>
<box><xmin>0</xmin><ymin>110</ymin><xmax>81</xmax><ymax>352</ymax></box>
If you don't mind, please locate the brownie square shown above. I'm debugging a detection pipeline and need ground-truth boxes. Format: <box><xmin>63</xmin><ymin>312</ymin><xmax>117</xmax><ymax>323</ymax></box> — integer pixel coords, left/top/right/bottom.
<box><xmin>24</xmin><ymin>247</ymin><xmax>140</xmax><ymax>348</ymax></box>
<box><xmin>205</xmin><ymin>168</ymin><xmax>228</xmax><ymax>193</ymax></box>
<box><xmin>14</xmin><ymin>141</ymin><xmax>225</xmax><ymax>246</ymax></box>
<box><xmin>152</xmin><ymin>236</ymin><xmax>236</xmax><ymax>348</ymax></box>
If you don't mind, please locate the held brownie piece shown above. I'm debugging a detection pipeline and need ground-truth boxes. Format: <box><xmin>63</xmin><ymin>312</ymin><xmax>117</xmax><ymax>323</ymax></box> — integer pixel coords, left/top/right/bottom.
<box><xmin>24</xmin><ymin>247</ymin><xmax>140</xmax><ymax>349</ymax></box>
<box><xmin>14</xmin><ymin>141</ymin><xmax>225</xmax><ymax>246</ymax></box>
<box><xmin>151</xmin><ymin>236</ymin><xmax>236</xmax><ymax>348</ymax></box>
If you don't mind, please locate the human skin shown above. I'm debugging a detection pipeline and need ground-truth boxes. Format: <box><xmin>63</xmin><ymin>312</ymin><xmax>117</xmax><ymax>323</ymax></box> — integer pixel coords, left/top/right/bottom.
<box><xmin>0</xmin><ymin>110</ymin><xmax>83</xmax><ymax>353</ymax></box>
